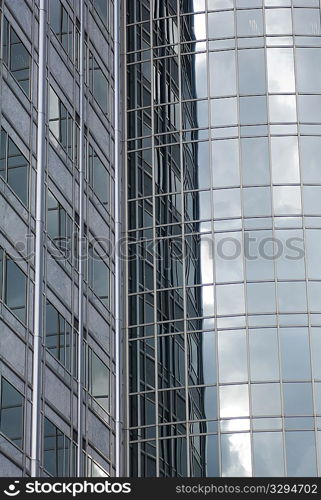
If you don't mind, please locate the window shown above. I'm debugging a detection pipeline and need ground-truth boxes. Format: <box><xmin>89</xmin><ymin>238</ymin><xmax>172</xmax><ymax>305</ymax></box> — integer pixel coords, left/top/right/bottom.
<box><xmin>47</xmin><ymin>190</ymin><xmax>73</xmax><ymax>263</ymax></box>
<box><xmin>208</xmin><ymin>11</ymin><xmax>235</xmax><ymax>39</ymax></box>
<box><xmin>0</xmin><ymin>247</ymin><xmax>27</xmax><ymax>322</ymax></box>
<box><xmin>221</xmin><ymin>433</ymin><xmax>252</xmax><ymax>477</ymax></box>
<box><xmin>88</xmin><ymin>349</ymin><xmax>110</xmax><ymax>413</ymax></box>
<box><xmin>267</xmin><ymin>48</ymin><xmax>295</xmax><ymax>93</ymax></box>
<box><xmin>285</xmin><ymin>431</ymin><xmax>317</xmax><ymax>476</ymax></box>
<box><xmin>280</xmin><ymin>328</ymin><xmax>311</xmax><ymax>381</ymax></box>
<box><xmin>88</xmin><ymin>246</ymin><xmax>110</xmax><ymax>307</ymax></box>
<box><xmin>89</xmin><ymin>52</ymin><xmax>109</xmax><ymax>114</ymax></box>
<box><xmin>0</xmin><ymin>129</ymin><xmax>29</xmax><ymax>206</ymax></box>
<box><xmin>237</xmin><ymin>9</ymin><xmax>263</xmax><ymax>36</ymax></box>
<box><xmin>296</xmin><ymin>48</ymin><xmax>321</xmax><ymax>93</ymax></box>
<box><xmin>44</xmin><ymin>417</ymin><xmax>76</xmax><ymax>477</ymax></box>
<box><xmin>49</xmin><ymin>87</ymin><xmax>76</xmax><ymax>160</ymax></box>
<box><xmin>88</xmin><ymin>145</ymin><xmax>110</xmax><ymax>205</ymax></box>
<box><xmin>45</xmin><ymin>301</ymin><xmax>76</xmax><ymax>374</ymax></box>
<box><xmin>265</xmin><ymin>8</ymin><xmax>292</xmax><ymax>35</ymax></box>
<box><xmin>87</xmin><ymin>456</ymin><xmax>108</xmax><ymax>477</ymax></box>
<box><xmin>50</xmin><ymin>0</ymin><xmax>78</xmax><ymax>63</ymax></box>
<box><xmin>241</xmin><ymin>137</ymin><xmax>270</xmax><ymax>186</ymax></box>
<box><xmin>0</xmin><ymin>378</ymin><xmax>24</xmax><ymax>448</ymax></box>
<box><xmin>238</xmin><ymin>49</ymin><xmax>266</xmax><ymax>95</ymax></box>
<box><xmin>253</xmin><ymin>433</ymin><xmax>284</xmax><ymax>476</ymax></box>
<box><xmin>3</xmin><ymin>17</ymin><xmax>31</xmax><ymax>95</ymax></box>
<box><xmin>249</xmin><ymin>329</ymin><xmax>280</xmax><ymax>382</ymax></box>
<box><xmin>251</xmin><ymin>384</ymin><xmax>281</xmax><ymax>417</ymax></box>
<box><xmin>218</xmin><ymin>330</ymin><xmax>247</xmax><ymax>383</ymax></box>
<box><xmin>91</xmin><ymin>0</ymin><xmax>110</xmax><ymax>27</ymax></box>
<box><xmin>210</xmin><ymin>51</ymin><xmax>236</xmax><ymax>97</ymax></box>
<box><xmin>220</xmin><ymin>384</ymin><xmax>249</xmax><ymax>418</ymax></box>
<box><xmin>240</xmin><ymin>96</ymin><xmax>267</xmax><ymax>125</ymax></box>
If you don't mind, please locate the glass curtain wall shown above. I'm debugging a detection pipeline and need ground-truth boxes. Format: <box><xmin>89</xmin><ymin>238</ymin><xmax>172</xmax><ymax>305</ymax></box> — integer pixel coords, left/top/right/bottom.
<box><xmin>126</xmin><ymin>0</ymin><xmax>321</xmax><ymax>477</ymax></box>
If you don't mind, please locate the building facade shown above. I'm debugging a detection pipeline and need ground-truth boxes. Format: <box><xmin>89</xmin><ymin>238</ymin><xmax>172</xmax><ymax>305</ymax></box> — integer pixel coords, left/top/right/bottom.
<box><xmin>1</xmin><ymin>0</ymin><xmax>321</xmax><ymax>479</ymax></box>
<box><xmin>126</xmin><ymin>0</ymin><xmax>321</xmax><ymax>478</ymax></box>
<box><xmin>0</xmin><ymin>0</ymin><xmax>120</xmax><ymax>476</ymax></box>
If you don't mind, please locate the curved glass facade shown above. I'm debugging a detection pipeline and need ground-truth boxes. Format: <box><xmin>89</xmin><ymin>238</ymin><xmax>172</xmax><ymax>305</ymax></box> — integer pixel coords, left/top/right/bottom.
<box><xmin>126</xmin><ymin>0</ymin><xmax>321</xmax><ymax>477</ymax></box>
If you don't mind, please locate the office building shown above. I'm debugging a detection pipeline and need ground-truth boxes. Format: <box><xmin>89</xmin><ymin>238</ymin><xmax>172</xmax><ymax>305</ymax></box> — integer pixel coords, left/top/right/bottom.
<box><xmin>1</xmin><ymin>0</ymin><xmax>321</xmax><ymax>478</ymax></box>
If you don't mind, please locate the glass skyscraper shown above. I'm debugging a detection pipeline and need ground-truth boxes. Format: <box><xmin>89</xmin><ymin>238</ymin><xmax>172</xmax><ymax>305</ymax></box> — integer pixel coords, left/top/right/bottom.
<box><xmin>2</xmin><ymin>0</ymin><xmax>321</xmax><ymax>479</ymax></box>
<box><xmin>126</xmin><ymin>0</ymin><xmax>321</xmax><ymax>478</ymax></box>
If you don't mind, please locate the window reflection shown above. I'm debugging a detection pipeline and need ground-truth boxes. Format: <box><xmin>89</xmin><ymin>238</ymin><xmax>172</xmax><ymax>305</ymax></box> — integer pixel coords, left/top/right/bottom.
<box><xmin>237</xmin><ymin>9</ymin><xmax>263</xmax><ymax>37</ymax></box>
<box><xmin>220</xmin><ymin>385</ymin><xmax>249</xmax><ymax>418</ymax></box>
<box><xmin>267</xmin><ymin>48</ymin><xmax>295</xmax><ymax>92</ymax></box>
<box><xmin>265</xmin><ymin>8</ymin><xmax>292</xmax><ymax>35</ymax></box>
<box><xmin>238</xmin><ymin>49</ymin><xmax>266</xmax><ymax>95</ymax></box>
<box><xmin>210</xmin><ymin>51</ymin><xmax>236</xmax><ymax>97</ymax></box>
<box><xmin>280</xmin><ymin>328</ymin><xmax>311</xmax><ymax>381</ymax></box>
<box><xmin>285</xmin><ymin>431</ymin><xmax>317</xmax><ymax>477</ymax></box>
<box><xmin>249</xmin><ymin>329</ymin><xmax>279</xmax><ymax>381</ymax></box>
<box><xmin>0</xmin><ymin>129</ymin><xmax>29</xmax><ymax>206</ymax></box>
<box><xmin>0</xmin><ymin>378</ymin><xmax>24</xmax><ymax>449</ymax></box>
<box><xmin>218</xmin><ymin>330</ymin><xmax>247</xmax><ymax>383</ymax></box>
<box><xmin>221</xmin><ymin>433</ymin><xmax>252</xmax><ymax>477</ymax></box>
<box><xmin>253</xmin><ymin>432</ymin><xmax>285</xmax><ymax>476</ymax></box>
<box><xmin>251</xmin><ymin>384</ymin><xmax>281</xmax><ymax>417</ymax></box>
<box><xmin>283</xmin><ymin>383</ymin><xmax>313</xmax><ymax>416</ymax></box>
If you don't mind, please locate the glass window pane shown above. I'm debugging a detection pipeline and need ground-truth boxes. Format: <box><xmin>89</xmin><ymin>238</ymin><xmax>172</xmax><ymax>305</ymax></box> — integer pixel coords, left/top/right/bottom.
<box><xmin>296</xmin><ymin>48</ymin><xmax>321</xmax><ymax>93</ymax></box>
<box><xmin>308</xmin><ymin>282</ymin><xmax>321</xmax><ymax>312</ymax></box>
<box><xmin>245</xmin><ymin>230</ymin><xmax>275</xmax><ymax>281</ymax></box>
<box><xmin>240</xmin><ymin>96</ymin><xmax>267</xmax><ymax>125</ymax></box>
<box><xmin>306</xmin><ymin>230</ymin><xmax>321</xmax><ymax>279</ymax></box>
<box><xmin>271</xmin><ymin>137</ymin><xmax>300</xmax><ymax>184</ymax></box>
<box><xmin>220</xmin><ymin>384</ymin><xmax>249</xmax><ymax>418</ymax></box>
<box><xmin>241</xmin><ymin>137</ymin><xmax>270</xmax><ymax>186</ymax></box>
<box><xmin>293</xmin><ymin>8</ymin><xmax>321</xmax><ymax>35</ymax></box>
<box><xmin>265</xmin><ymin>8</ymin><xmax>292</xmax><ymax>34</ymax></box>
<box><xmin>213</xmin><ymin>188</ymin><xmax>241</xmax><ymax>219</ymax></box>
<box><xmin>212</xmin><ymin>139</ymin><xmax>240</xmax><ymax>188</ymax></box>
<box><xmin>243</xmin><ymin>187</ymin><xmax>271</xmax><ymax>217</ymax></box>
<box><xmin>283</xmin><ymin>383</ymin><xmax>313</xmax><ymax>416</ymax></box>
<box><xmin>208</xmin><ymin>11</ymin><xmax>235</xmax><ymax>39</ymax></box>
<box><xmin>215</xmin><ymin>232</ymin><xmax>244</xmax><ymax>283</ymax></box>
<box><xmin>210</xmin><ymin>51</ymin><xmax>236</xmax><ymax>97</ymax></box>
<box><xmin>267</xmin><ymin>48</ymin><xmax>295</xmax><ymax>93</ymax></box>
<box><xmin>300</xmin><ymin>137</ymin><xmax>321</xmax><ymax>184</ymax></box>
<box><xmin>237</xmin><ymin>9</ymin><xmax>263</xmax><ymax>36</ymax></box>
<box><xmin>303</xmin><ymin>186</ymin><xmax>321</xmax><ymax>215</ymax></box>
<box><xmin>0</xmin><ymin>379</ymin><xmax>24</xmax><ymax>448</ymax></box>
<box><xmin>5</xmin><ymin>258</ymin><xmax>26</xmax><ymax>321</ymax></box>
<box><xmin>91</xmin><ymin>351</ymin><xmax>110</xmax><ymax>412</ymax></box>
<box><xmin>299</xmin><ymin>95</ymin><xmax>321</xmax><ymax>124</ymax></box>
<box><xmin>285</xmin><ymin>431</ymin><xmax>317</xmax><ymax>476</ymax></box>
<box><xmin>221</xmin><ymin>433</ymin><xmax>252</xmax><ymax>477</ymax></box>
<box><xmin>238</xmin><ymin>49</ymin><xmax>266</xmax><ymax>95</ymax></box>
<box><xmin>273</xmin><ymin>186</ymin><xmax>302</xmax><ymax>216</ymax></box>
<box><xmin>278</xmin><ymin>282</ymin><xmax>307</xmax><ymax>313</ymax></box>
<box><xmin>251</xmin><ymin>384</ymin><xmax>281</xmax><ymax>417</ymax></box>
<box><xmin>280</xmin><ymin>328</ymin><xmax>311</xmax><ymax>381</ymax></box>
<box><xmin>253</xmin><ymin>432</ymin><xmax>285</xmax><ymax>476</ymax></box>
<box><xmin>216</xmin><ymin>283</ymin><xmax>245</xmax><ymax>316</ymax></box>
<box><xmin>247</xmin><ymin>282</ymin><xmax>276</xmax><ymax>314</ymax></box>
<box><xmin>218</xmin><ymin>330</ymin><xmax>248</xmax><ymax>383</ymax></box>
<box><xmin>249</xmin><ymin>328</ymin><xmax>279</xmax><ymax>381</ymax></box>
<box><xmin>269</xmin><ymin>95</ymin><xmax>296</xmax><ymax>123</ymax></box>
<box><xmin>311</xmin><ymin>328</ymin><xmax>321</xmax><ymax>380</ymax></box>
<box><xmin>211</xmin><ymin>98</ymin><xmax>237</xmax><ymax>127</ymax></box>
<box><xmin>275</xmin><ymin>229</ymin><xmax>305</xmax><ymax>280</ymax></box>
